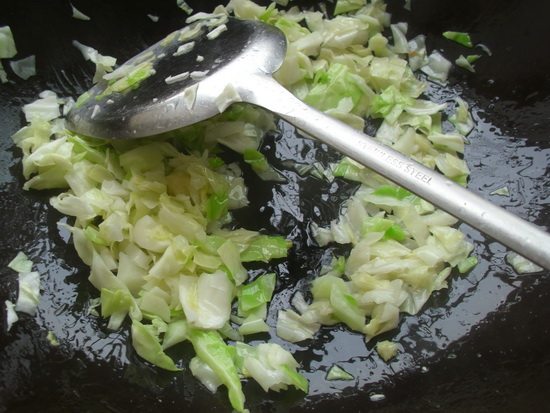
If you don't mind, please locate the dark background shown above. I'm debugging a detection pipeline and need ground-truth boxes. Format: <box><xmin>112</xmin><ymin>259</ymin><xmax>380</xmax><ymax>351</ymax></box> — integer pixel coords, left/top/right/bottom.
<box><xmin>1</xmin><ymin>0</ymin><xmax>549</xmax><ymax>412</ymax></box>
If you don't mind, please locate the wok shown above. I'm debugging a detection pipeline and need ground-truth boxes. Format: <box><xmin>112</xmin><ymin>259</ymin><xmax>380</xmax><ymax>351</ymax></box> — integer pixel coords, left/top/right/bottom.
<box><xmin>1</xmin><ymin>0</ymin><xmax>549</xmax><ymax>412</ymax></box>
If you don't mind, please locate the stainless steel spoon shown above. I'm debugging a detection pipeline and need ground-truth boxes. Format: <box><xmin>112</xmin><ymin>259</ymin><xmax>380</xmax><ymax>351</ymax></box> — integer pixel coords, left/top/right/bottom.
<box><xmin>66</xmin><ymin>17</ymin><xmax>550</xmax><ymax>269</ymax></box>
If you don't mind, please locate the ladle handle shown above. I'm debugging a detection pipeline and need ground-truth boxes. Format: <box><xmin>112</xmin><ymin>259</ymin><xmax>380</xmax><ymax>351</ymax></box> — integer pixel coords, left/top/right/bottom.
<box><xmin>240</xmin><ymin>74</ymin><xmax>550</xmax><ymax>270</ymax></box>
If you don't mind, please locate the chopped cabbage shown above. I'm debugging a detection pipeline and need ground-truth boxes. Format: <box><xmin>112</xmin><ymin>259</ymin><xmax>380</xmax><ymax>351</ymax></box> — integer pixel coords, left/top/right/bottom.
<box><xmin>9</xmin><ymin>0</ymin><xmax>489</xmax><ymax>410</ymax></box>
<box><xmin>334</xmin><ymin>0</ymin><xmax>365</xmax><ymax>15</ymax></box>
<box><xmin>467</xmin><ymin>54</ymin><xmax>481</xmax><ymax>64</ymax></box>
<box><xmin>421</xmin><ymin>51</ymin><xmax>452</xmax><ymax>84</ymax></box>
<box><xmin>7</xmin><ymin>251</ymin><xmax>39</xmax><ymax>320</ymax></box>
<box><xmin>131</xmin><ymin>319</ymin><xmax>180</xmax><ymax>371</ymax></box>
<box><xmin>390</xmin><ymin>23</ymin><xmax>409</xmax><ymax>54</ymax></box>
<box><xmin>215</xmin><ymin>83</ymin><xmax>242</xmax><ymax>113</ymax></box>
<box><xmin>326</xmin><ymin>364</ymin><xmax>354</xmax><ymax>381</ymax></box>
<box><xmin>177</xmin><ymin>0</ymin><xmax>194</xmax><ymax>14</ymax></box>
<box><xmin>457</xmin><ymin>256</ymin><xmax>478</xmax><ymax>274</ymax></box>
<box><xmin>72</xmin><ymin>40</ymin><xmax>117</xmax><ymax>82</ymax></box>
<box><xmin>71</xmin><ymin>4</ymin><xmax>91</xmax><ymax>21</ymax></box>
<box><xmin>455</xmin><ymin>54</ymin><xmax>476</xmax><ymax>73</ymax></box>
<box><xmin>15</xmin><ymin>271</ymin><xmax>40</xmax><ymax>315</ymax></box>
<box><xmin>182</xmin><ymin>83</ymin><xmax>198</xmax><ymax>109</ymax></box>
<box><xmin>477</xmin><ymin>43</ymin><xmax>492</xmax><ymax>56</ymax></box>
<box><xmin>101</xmin><ymin>288</ymin><xmax>138</xmax><ymax>329</ymax></box>
<box><xmin>190</xmin><ymin>356</ymin><xmax>223</xmax><ymax>392</ymax></box>
<box><xmin>442</xmin><ymin>31</ymin><xmax>473</xmax><ymax>48</ymax></box>
<box><xmin>240</xmin><ymin>235</ymin><xmax>292</xmax><ymax>262</ymax></box>
<box><xmin>162</xmin><ymin>319</ymin><xmax>188</xmax><ymax>350</ymax></box>
<box><xmin>10</xmin><ymin>55</ymin><xmax>36</xmax><ymax>80</ymax></box>
<box><xmin>449</xmin><ymin>98</ymin><xmax>474</xmax><ymax>136</ymax></box>
<box><xmin>179</xmin><ymin>271</ymin><xmax>233</xmax><ymax>329</ymax></box>
<box><xmin>0</xmin><ymin>26</ymin><xmax>17</xmax><ymax>58</ymax></box>
<box><xmin>490</xmin><ymin>186</ymin><xmax>510</xmax><ymax>197</ymax></box>
<box><xmin>376</xmin><ymin>340</ymin><xmax>398</xmax><ymax>361</ymax></box>
<box><xmin>46</xmin><ymin>330</ymin><xmax>60</xmax><ymax>346</ymax></box>
<box><xmin>236</xmin><ymin>342</ymin><xmax>308</xmax><ymax>393</ymax></box>
<box><xmin>22</xmin><ymin>93</ymin><xmax>61</xmax><ymax>123</ymax></box>
<box><xmin>174</xmin><ymin>41</ymin><xmax>195</xmax><ymax>56</ymax></box>
<box><xmin>507</xmin><ymin>252</ymin><xmax>543</xmax><ymax>274</ymax></box>
<box><xmin>207</xmin><ymin>23</ymin><xmax>228</xmax><ymax>40</ymax></box>
<box><xmin>238</xmin><ymin>273</ymin><xmax>275</xmax><ymax>314</ymax></box>
<box><xmin>276</xmin><ymin>309</ymin><xmax>320</xmax><ymax>342</ymax></box>
<box><xmin>5</xmin><ymin>300</ymin><xmax>18</xmax><ymax>331</ymax></box>
<box><xmin>243</xmin><ymin>149</ymin><xmax>285</xmax><ymax>182</ymax></box>
<box><xmin>99</xmin><ymin>61</ymin><xmax>156</xmax><ymax>97</ymax></box>
<box><xmin>188</xmin><ymin>329</ymin><xmax>245</xmax><ymax>412</ymax></box>
<box><xmin>234</xmin><ymin>273</ymin><xmax>275</xmax><ymax>335</ymax></box>
<box><xmin>0</xmin><ymin>62</ymin><xmax>7</xmax><ymax>83</ymax></box>
<box><xmin>370</xmin><ymin>393</ymin><xmax>386</xmax><ymax>402</ymax></box>
<box><xmin>8</xmin><ymin>252</ymin><xmax>33</xmax><ymax>273</ymax></box>
<box><xmin>407</xmin><ymin>34</ymin><xmax>428</xmax><ymax>71</ymax></box>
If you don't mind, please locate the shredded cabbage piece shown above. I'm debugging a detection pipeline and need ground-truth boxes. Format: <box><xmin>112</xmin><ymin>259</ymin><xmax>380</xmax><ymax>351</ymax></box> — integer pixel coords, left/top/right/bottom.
<box><xmin>370</xmin><ymin>393</ymin><xmax>386</xmax><ymax>402</ymax></box>
<box><xmin>132</xmin><ymin>319</ymin><xmax>181</xmax><ymax>371</ymax></box>
<box><xmin>442</xmin><ymin>31</ymin><xmax>473</xmax><ymax>48</ymax></box>
<box><xmin>165</xmin><ymin>72</ymin><xmax>189</xmax><ymax>84</ymax></box>
<box><xmin>0</xmin><ymin>62</ymin><xmax>7</xmax><ymax>83</ymax></box>
<box><xmin>22</xmin><ymin>93</ymin><xmax>61</xmax><ymax>123</ymax></box>
<box><xmin>277</xmin><ymin>308</ymin><xmax>321</xmax><ymax>342</ymax></box>
<box><xmin>235</xmin><ymin>342</ymin><xmax>308</xmax><ymax>393</ymax></box>
<box><xmin>190</xmin><ymin>356</ymin><xmax>222</xmax><ymax>392</ymax></box>
<box><xmin>207</xmin><ymin>23</ymin><xmax>228</xmax><ymax>40</ymax></box>
<box><xmin>455</xmin><ymin>54</ymin><xmax>477</xmax><ymax>73</ymax></box>
<box><xmin>449</xmin><ymin>98</ymin><xmax>474</xmax><ymax>136</ymax></box>
<box><xmin>71</xmin><ymin>3</ymin><xmax>91</xmax><ymax>21</ymax></box>
<box><xmin>8</xmin><ymin>252</ymin><xmax>33</xmax><ymax>273</ymax></box>
<box><xmin>10</xmin><ymin>55</ymin><xmax>36</xmax><ymax>80</ymax></box>
<box><xmin>421</xmin><ymin>51</ymin><xmax>452</xmax><ymax>83</ymax></box>
<box><xmin>47</xmin><ymin>330</ymin><xmax>60</xmax><ymax>346</ymax></box>
<box><xmin>177</xmin><ymin>0</ymin><xmax>194</xmax><ymax>14</ymax></box>
<box><xmin>7</xmin><ymin>252</ymin><xmax>41</xmax><ymax>317</ymax></box>
<box><xmin>215</xmin><ymin>83</ymin><xmax>242</xmax><ymax>113</ymax></box>
<box><xmin>477</xmin><ymin>43</ymin><xmax>492</xmax><ymax>56</ymax></box>
<box><xmin>458</xmin><ymin>256</ymin><xmax>478</xmax><ymax>274</ymax></box>
<box><xmin>506</xmin><ymin>252</ymin><xmax>543</xmax><ymax>274</ymax></box>
<box><xmin>188</xmin><ymin>329</ymin><xmax>245</xmax><ymax>412</ymax></box>
<box><xmin>5</xmin><ymin>300</ymin><xmax>18</xmax><ymax>331</ymax></box>
<box><xmin>334</xmin><ymin>0</ymin><xmax>365</xmax><ymax>15</ymax></box>
<box><xmin>326</xmin><ymin>364</ymin><xmax>354</xmax><ymax>381</ymax></box>
<box><xmin>0</xmin><ymin>26</ymin><xmax>17</xmax><ymax>58</ymax></box>
<box><xmin>490</xmin><ymin>186</ymin><xmax>510</xmax><ymax>197</ymax></box>
<box><xmin>376</xmin><ymin>340</ymin><xmax>398</xmax><ymax>361</ymax></box>
<box><xmin>72</xmin><ymin>40</ymin><xmax>117</xmax><ymax>82</ymax></box>
<box><xmin>407</xmin><ymin>34</ymin><xmax>428</xmax><ymax>71</ymax></box>
<box><xmin>173</xmin><ymin>41</ymin><xmax>195</xmax><ymax>56</ymax></box>
<box><xmin>15</xmin><ymin>271</ymin><xmax>40</xmax><ymax>315</ymax></box>
<box><xmin>467</xmin><ymin>54</ymin><xmax>481</xmax><ymax>63</ymax></box>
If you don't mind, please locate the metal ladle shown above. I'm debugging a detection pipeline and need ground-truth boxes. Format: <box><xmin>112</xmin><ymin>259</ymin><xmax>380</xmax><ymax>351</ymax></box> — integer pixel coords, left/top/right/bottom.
<box><xmin>66</xmin><ymin>17</ymin><xmax>550</xmax><ymax>269</ymax></box>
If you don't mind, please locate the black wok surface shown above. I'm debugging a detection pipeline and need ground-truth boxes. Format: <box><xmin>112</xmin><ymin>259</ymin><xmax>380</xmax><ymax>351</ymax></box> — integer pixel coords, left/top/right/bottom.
<box><xmin>1</xmin><ymin>0</ymin><xmax>549</xmax><ymax>412</ymax></box>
